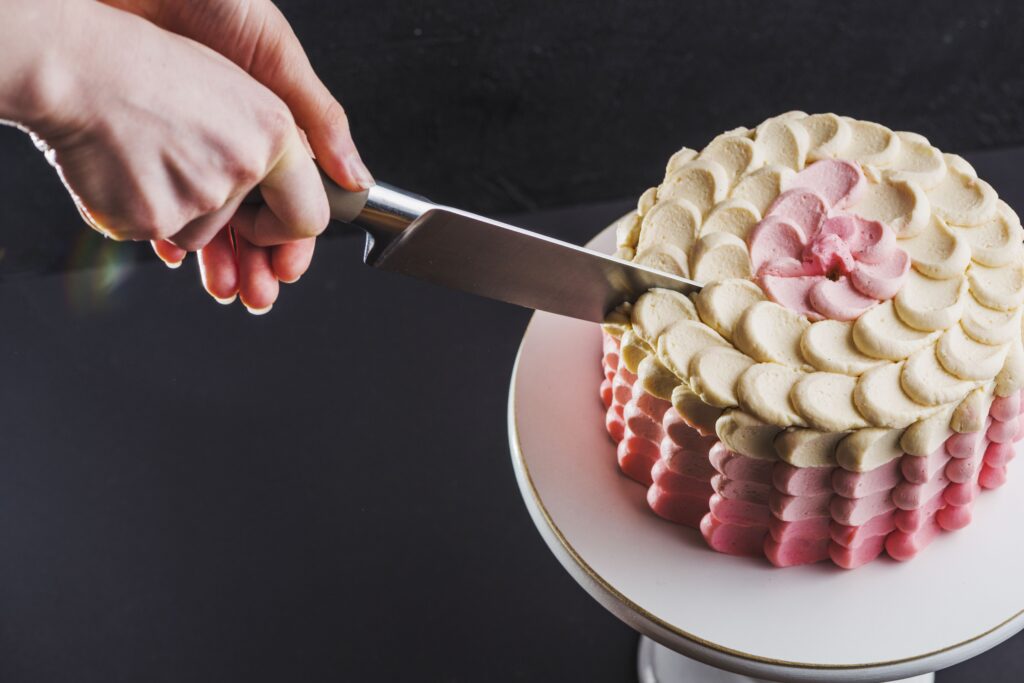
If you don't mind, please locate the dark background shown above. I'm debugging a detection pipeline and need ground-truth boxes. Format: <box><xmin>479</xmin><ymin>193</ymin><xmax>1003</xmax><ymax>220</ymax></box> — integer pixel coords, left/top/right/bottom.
<box><xmin>1</xmin><ymin>1</ymin><xmax>1024</xmax><ymax>681</ymax></box>
<box><xmin>3</xmin><ymin>0</ymin><xmax>1024</xmax><ymax>277</ymax></box>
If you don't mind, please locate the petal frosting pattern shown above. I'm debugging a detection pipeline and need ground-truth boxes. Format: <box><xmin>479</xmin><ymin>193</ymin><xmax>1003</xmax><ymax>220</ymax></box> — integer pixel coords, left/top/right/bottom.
<box><xmin>749</xmin><ymin>159</ymin><xmax>911</xmax><ymax>322</ymax></box>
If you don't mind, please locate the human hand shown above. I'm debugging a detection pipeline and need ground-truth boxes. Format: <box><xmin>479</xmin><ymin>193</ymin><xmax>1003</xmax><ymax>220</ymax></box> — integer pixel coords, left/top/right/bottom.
<box><xmin>102</xmin><ymin>0</ymin><xmax>372</xmax><ymax>311</ymax></box>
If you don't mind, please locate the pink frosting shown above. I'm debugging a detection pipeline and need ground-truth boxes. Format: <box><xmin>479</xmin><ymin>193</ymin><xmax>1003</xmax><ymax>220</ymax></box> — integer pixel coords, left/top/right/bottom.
<box><xmin>748</xmin><ymin>160</ymin><xmax>910</xmax><ymax>321</ymax></box>
<box><xmin>600</xmin><ymin>331</ymin><xmax>1024</xmax><ymax>569</ymax></box>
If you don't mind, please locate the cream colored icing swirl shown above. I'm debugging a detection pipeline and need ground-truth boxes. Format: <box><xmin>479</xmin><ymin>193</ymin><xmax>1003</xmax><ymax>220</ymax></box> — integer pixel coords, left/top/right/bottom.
<box><xmin>609</xmin><ymin>112</ymin><xmax>1024</xmax><ymax>471</ymax></box>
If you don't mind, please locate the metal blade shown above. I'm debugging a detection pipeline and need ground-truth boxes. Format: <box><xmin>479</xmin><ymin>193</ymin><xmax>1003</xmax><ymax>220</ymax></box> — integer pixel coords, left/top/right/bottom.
<box><xmin>366</xmin><ymin>206</ymin><xmax>702</xmax><ymax>322</ymax></box>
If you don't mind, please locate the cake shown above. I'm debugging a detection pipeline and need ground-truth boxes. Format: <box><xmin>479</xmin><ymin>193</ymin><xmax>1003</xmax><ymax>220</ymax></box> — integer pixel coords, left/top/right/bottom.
<box><xmin>600</xmin><ymin>112</ymin><xmax>1024</xmax><ymax>568</ymax></box>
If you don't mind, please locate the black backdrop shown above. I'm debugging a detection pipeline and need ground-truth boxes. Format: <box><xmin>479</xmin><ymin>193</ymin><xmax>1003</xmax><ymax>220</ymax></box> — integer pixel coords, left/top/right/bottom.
<box><xmin>2</xmin><ymin>0</ymin><xmax>1024</xmax><ymax>275</ymax></box>
<box><xmin>3</xmin><ymin>2</ymin><xmax>1024</xmax><ymax>682</ymax></box>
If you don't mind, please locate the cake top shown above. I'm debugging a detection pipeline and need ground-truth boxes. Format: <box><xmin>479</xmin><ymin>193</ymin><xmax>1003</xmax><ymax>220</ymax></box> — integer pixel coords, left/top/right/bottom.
<box><xmin>610</xmin><ymin>112</ymin><xmax>1024</xmax><ymax>469</ymax></box>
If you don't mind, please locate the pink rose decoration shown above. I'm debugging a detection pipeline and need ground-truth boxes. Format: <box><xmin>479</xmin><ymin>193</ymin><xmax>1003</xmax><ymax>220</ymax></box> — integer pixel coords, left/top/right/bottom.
<box><xmin>748</xmin><ymin>159</ymin><xmax>910</xmax><ymax>321</ymax></box>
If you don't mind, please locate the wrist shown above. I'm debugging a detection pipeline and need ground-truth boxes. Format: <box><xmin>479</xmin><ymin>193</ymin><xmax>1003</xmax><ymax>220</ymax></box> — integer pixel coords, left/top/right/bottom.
<box><xmin>0</xmin><ymin>0</ymin><xmax>87</xmax><ymax>134</ymax></box>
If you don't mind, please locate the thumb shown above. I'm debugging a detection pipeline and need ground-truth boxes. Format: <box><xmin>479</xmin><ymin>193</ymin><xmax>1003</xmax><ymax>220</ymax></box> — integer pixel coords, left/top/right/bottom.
<box><xmin>242</xmin><ymin>3</ymin><xmax>374</xmax><ymax>192</ymax></box>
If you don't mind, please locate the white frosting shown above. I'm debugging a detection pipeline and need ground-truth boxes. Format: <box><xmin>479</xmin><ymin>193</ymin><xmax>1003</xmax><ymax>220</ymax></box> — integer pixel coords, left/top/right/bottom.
<box><xmin>637</xmin><ymin>355</ymin><xmax>678</xmax><ymax>400</ymax></box>
<box><xmin>775</xmin><ymin>428</ymin><xmax>843</xmax><ymax>467</ymax></box>
<box><xmin>836</xmin><ymin>428</ymin><xmax>904</xmax><ymax>472</ymax></box>
<box><xmin>609</xmin><ymin>113</ymin><xmax>1024</xmax><ymax>469</ymax></box>
<box><xmin>631</xmin><ymin>288</ymin><xmax>698</xmax><ymax>346</ymax></box>
<box><xmin>736</xmin><ymin>363</ymin><xmax>808</xmax><ymax>427</ymax></box>
<box><xmin>899</xmin><ymin>216</ymin><xmax>971</xmax><ymax>279</ymax></box>
<box><xmin>928</xmin><ymin>154</ymin><xmax>998</xmax><ymax>226</ymax></box>
<box><xmin>887</xmin><ymin>132</ymin><xmax>947</xmax><ymax>189</ymax></box>
<box><xmin>693</xmin><ymin>279</ymin><xmax>765</xmax><ymax>340</ymax></box>
<box><xmin>690</xmin><ymin>233</ymin><xmax>752</xmax><ymax>282</ymax></box>
<box><xmin>953</xmin><ymin>200</ymin><xmax>1024</xmax><ymax>267</ymax></box>
<box><xmin>791</xmin><ymin>372</ymin><xmax>868</xmax><ymax>431</ymax></box>
<box><xmin>996</xmin><ymin>341</ymin><xmax>1024</xmax><ymax>397</ymax></box>
<box><xmin>849</xmin><ymin>176</ymin><xmax>930</xmax><ymax>238</ymax></box>
<box><xmin>733</xmin><ymin>301</ymin><xmax>809</xmax><ymax>368</ymax></box>
<box><xmin>665</xmin><ymin>148</ymin><xmax>698</xmax><ymax>176</ymax></box>
<box><xmin>755</xmin><ymin>116</ymin><xmax>810</xmax><ymax>169</ymax></box>
<box><xmin>967</xmin><ymin>262</ymin><xmax>1024</xmax><ymax>311</ymax></box>
<box><xmin>854</xmin><ymin>362</ymin><xmax>940</xmax><ymax>428</ymax></box>
<box><xmin>936</xmin><ymin>324</ymin><xmax>1009</xmax><ymax>381</ymax></box>
<box><xmin>730</xmin><ymin>165</ymin><xmax>796</xmax><ymax>214</ymax></box>
<box><xmin>698</xmin><ymin>135</ymin><xmax>764</xmax><ymax>185</ymax></box>
<box><xmin>893</xmin><ymin>271</ymin><xmax>967</xmax><ymax>332</ymax></box>
<box><xmin>951</xmin><ymin>385</ymin><xmax>994</xmax><ymax>433</ymax></box>
<box><xmin>715</xmin><ymin>410</ymin><xmax>781</xmax><ymax>460</ymax></box>
<box><xmin>798</xmin><ymin>113</ymin><xmax>851</xmax><ymax>162</ymax></box>
<box><xmin>901</xmin><ymin>404</ymin><xmax>955</xmax><ymax>455</ymax></box>
<box><xmin>657</xmin><ymin>320</ymin><xmax>730</xmax><ymax>380</ymax></box>
<box><xmin>700</xmin><ymin>199</ymin><xmax>762</xmax><ymax>241</ymax></box>
<box><xmin>659</xmin><ymin>160</ymin><xmax>730</xmax><ymax>215</ymax></box>
<box><xmin>962</xmin><ymin>295</ymin><xmax>1021</xmax><ymax>345</ymax></box>
<box><xmin>801</xmin><ymin>319</ymin><xmax>884</xmax><ymax>375</ymax></box>
<box><xmin>853</xmin><ymin>301</ymin><xmax>941</xmax><ymax>360</ymax></box>
<box><xmin>619</xmin><ymin>329</ymin><xmax>651</xmax><ymax>374</ymax></box>
<box><xmin>840</xmin><ymin>118</ymin><xmax>900</xmax><ymax>168</ymax></box>
<box><xmin>689</xmin><ymin>346</ymin><xmax>754</xmax><ymax>408</ymax></box>
<box><xmin>901</xmin><ymin>346</ymin><xmax>979</xmax><ymax>405</ymax></box>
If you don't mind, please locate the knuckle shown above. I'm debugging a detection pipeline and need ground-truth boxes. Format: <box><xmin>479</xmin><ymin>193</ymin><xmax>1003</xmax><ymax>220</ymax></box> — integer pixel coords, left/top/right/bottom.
<box><xmin>229</xmin><ymin>159</ymin><xmax>264</xmax><ymax>190</ymax></box>
<box><xmin>264</xmin><ymin>99</ymin><xmax>296</xmax><ymax>141</ymax></box>
<box><xmin>192</xmin><ymin>192</ymin><xmax>224</xmax><ymax>218</ymax></box>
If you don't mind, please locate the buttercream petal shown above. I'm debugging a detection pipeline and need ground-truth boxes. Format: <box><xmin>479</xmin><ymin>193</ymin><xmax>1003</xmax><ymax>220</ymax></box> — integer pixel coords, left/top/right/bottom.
<box><xmin>808</xmin><ymin>232</ymin><xmax>856</xmax><ymax>275</ymax></box>
<box><xmin>818</xmin><ymin>215</ymin><xmax>857</xmax><ymax>242</ymax></box>
<box><xmin>846</xmin><ymin>217</ymin><xmax>896</xmax><ymax>264</ymax></box>
<box><xmin>748</xmin><ymin>215</ymin><xmax>807</xmax><ymax>274</ymax></box>
<box><xmin>765</xmin><ymin>189</ymin><xmax>829</xmax><ymax>237</ymax></box>
<box><xmin>786</xmin><ymin>159</ymin><xmax>865</xmax><ymax>209</ymax></box>
<box><xmin>761</xmin><ymin>257</ymin><xmax>818</xmax><ymax>277</ymax></box>
<box><xmin>760</xmin><ymin>274</ymin><xmax>822</xmax><ymax>320</ymax></box>
<box><xmin>809</xmin><ymin>276</ymin><xmax>879</xmax><ymax>321</ymax></box>
<box><xmin>849</xmin><ymin>250</ymin><xmax>911</xmax><ymax>300</ymax></box>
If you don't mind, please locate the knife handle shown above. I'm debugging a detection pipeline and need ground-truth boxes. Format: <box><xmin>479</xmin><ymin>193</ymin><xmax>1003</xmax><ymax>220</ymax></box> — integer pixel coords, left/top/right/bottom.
<box><xmin>245</xmin><ymin>170</ymin><xmax>435</xmax><ymax>262</ymax></box>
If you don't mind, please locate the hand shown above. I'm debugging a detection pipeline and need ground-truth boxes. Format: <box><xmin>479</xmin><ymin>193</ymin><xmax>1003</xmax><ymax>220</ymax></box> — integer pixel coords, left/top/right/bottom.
<box><xmin>102</xmin><ymin>0</ymin><xmax>372</xmax><ymax>312</ymax></box>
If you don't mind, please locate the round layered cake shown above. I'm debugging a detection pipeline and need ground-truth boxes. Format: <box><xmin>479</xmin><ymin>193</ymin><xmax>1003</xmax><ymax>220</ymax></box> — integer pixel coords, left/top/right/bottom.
<box><xmin>600</xmin><ymin>112</ymin><xmax>1024</xmax><ymax>568</ymax></box>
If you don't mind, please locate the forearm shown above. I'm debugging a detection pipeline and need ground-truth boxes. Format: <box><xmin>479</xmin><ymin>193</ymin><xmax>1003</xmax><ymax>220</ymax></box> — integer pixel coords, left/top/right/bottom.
<box><xmin>0</xmin><ymin>0</ymin><xmax>76</xmax><ymax>129</ymax></box>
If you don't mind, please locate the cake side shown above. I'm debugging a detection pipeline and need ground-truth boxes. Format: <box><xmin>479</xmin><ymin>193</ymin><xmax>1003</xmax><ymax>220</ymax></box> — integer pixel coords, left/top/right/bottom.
<box><xmin>600</xmin><ymin>112</ymin><xmax>1024</xmax><ymax>567</ymax></box>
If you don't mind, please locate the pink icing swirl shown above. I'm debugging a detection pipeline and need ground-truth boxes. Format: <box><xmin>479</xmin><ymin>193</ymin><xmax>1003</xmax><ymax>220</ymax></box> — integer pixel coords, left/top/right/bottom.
<box><xmin>748</xmin><ymin>160</ymin><xmax>910</xmax><ymax>321</ymax></box>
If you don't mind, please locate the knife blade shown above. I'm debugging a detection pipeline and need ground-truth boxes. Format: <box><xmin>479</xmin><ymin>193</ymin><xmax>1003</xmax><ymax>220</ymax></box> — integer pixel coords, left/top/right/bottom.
<box><xmin>312</xmin><ymin>176</ymin><xmax>703</xmax><ymax>322</ymax></box>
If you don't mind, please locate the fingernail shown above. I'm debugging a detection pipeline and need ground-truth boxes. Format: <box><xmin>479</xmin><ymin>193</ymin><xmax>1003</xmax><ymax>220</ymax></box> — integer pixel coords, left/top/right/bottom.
<box><xmin>279</xmin><ymin>275</ymin><xmax>300</xmax><ymax>284</ymax></box>
<box><xmin>245</xmin><ymin>304</ymin><xmax>273</xmax><ymax>316</ymax></box>
<box><xmin>345</xmin><ymin>153</ymin><xmax>374</xmax><ymax>190</ymax></box>
<box><xmin>163</xmin><ymin>258</ymin><xmax>184</xmax><ymax>269</ymax></box>
<box><xmin>212</xmin><ymin>293</ymin><xmax>237</xmax><ymax>305</ymax></box>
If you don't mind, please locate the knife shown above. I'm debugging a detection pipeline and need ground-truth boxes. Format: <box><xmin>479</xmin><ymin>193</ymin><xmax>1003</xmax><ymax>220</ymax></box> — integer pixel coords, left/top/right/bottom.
<box><xmin>303</xmin><ymin>174</ymin><xmax>703</xmax><ymax>322</ymax></box>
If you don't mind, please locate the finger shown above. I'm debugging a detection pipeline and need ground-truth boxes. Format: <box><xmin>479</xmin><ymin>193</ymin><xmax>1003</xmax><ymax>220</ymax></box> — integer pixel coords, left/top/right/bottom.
<box><xmin>197</xmin><ymin>227</ymin><xmax>239</xmax><ymax>304</ymax></box>
<box><xmin>230</xmin><ymin>133</ymin><xmax>329</xmax><ymax>247</ymax></box>
<box><xmin>151</xmin><ymin>239</ymin><xmax>186</xmax><ymax>268</ymax></box>
<box><xmin>271</xmin><ymin>237</ymin><xmax>316</xmax><ymax>284</ymax></box>
<box><xmin>232</xmin><ymin>3</ymin><xmax>373</xmax><ymax>191</ymax></box>
<box><xmin>236</xmin><ymin>234</ymin><xmax>279</xmax><ymax>314</ymax></box>
<box><xmin>129</xmin><ymin>0</ymin><xmax>373</xmax><ymax>191</ymax></box>
<box><xmin>167</xmin><ymin>194</ymin><xmax>246</xmax><ymax>252</ymax></box>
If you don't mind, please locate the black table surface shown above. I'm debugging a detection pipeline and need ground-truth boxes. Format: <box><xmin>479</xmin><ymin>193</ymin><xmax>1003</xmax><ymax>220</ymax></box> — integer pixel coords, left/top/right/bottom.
<box><xmin>3</xmin><ymin>148</ymin><xmax>1024</xmax><ymax>682</ymax></box>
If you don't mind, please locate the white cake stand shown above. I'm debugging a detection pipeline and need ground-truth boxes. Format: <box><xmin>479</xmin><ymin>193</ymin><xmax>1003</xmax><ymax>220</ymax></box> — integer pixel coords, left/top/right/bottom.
<box><xmin>507</xmin><ymin>225</ymin><xmax>1024</xmax><ymax>683</ymax></box>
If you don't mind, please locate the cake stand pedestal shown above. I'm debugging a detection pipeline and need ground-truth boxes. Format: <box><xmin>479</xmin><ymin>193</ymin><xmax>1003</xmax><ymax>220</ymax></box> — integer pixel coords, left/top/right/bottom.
<box><xmin>507</xmin><ymin>226</ymin><xmax>1024</xmax><ymax>683</ymax></box>
<box><xmin>635</xmin><ymin>637</ymin><xmax>934</xmax><ymax>682</ymax></box>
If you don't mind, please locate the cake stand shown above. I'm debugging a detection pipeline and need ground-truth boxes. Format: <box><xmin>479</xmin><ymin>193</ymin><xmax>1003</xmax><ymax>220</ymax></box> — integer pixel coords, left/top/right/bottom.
<box><xmin>507</xmin><ymin>225</ymin><xmax>1024</xmax><ymax>683</ymax></box>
